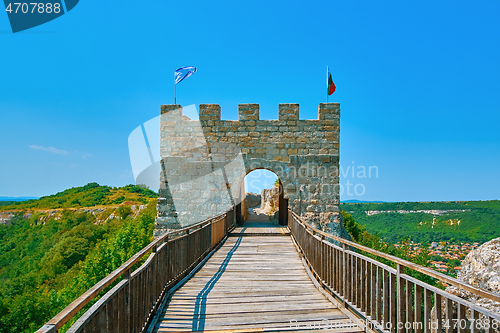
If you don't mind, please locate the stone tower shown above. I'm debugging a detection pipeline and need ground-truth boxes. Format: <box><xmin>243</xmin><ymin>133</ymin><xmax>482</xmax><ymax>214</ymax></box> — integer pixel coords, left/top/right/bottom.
<box><xmin>154</xmin><ymin>103</ymin><xmax>350</xmax><ymax>240</ymax></box>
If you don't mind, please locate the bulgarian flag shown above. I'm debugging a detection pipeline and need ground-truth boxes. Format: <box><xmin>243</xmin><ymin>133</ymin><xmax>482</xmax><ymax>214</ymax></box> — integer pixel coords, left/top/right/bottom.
<box><xmin>327</xmin><ymin>66</ymin><xmax>336</xmax><ymax>95</ymax></box>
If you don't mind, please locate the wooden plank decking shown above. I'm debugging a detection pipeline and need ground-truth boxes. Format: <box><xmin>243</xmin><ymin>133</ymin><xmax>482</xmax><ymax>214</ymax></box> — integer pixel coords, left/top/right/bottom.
<box><xmin>153</xmin><ymin>228</ymin><xmax>363</xmax><ymax>332</ymax></box>
<box><xmin>230</xmin><ymin>210</ymin><xmax>290</xmax><ymax>236</ymax></box>
<box><xmin>229</xmin><ymin>224</ymin><xmax>290</xmax><ymax>236</ymax></box>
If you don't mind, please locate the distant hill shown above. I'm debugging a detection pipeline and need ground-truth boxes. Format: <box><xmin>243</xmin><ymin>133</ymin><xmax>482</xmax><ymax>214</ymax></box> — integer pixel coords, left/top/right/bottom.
<box><xmin>341</xmin><ymin>200</ymin><xmax>386</xmax><ymax>203</ymax></box>
<box><xmin>0</xmin><ymin>183</ymin><xmax>157</xmax><ymax>211</ymax></box>
<box><xmin>0</xmin><ymin>197</ymin><xmax>38</xmax><ymax>202</ymax></box>
<box><xmin>340</xmin><ymin>200</ymin><xmax>500</xmax><ymax>244</ymax></box>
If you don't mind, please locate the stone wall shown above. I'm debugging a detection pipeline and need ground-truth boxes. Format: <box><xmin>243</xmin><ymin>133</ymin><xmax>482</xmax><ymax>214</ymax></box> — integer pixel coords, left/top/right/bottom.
<box><xmin>155</xmin><ymin>103</ymin><xmax>348</xmax><ymax>239</ymax></box>
<box><xmin>244</xmin><ymin>193</ymin><xmax>261</xmax><ymax>208</ymax></box>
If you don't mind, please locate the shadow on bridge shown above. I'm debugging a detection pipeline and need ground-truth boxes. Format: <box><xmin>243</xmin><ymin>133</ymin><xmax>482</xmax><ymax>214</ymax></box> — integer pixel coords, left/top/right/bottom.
<box><xmin>191</xmin><ymin>237</ymin><xmax>243</xmax><ymax>331</ymax></box>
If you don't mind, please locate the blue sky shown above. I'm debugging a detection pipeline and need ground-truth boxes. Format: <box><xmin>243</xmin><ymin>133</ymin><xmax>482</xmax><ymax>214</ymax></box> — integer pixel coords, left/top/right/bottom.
<box><xmin>1</xmin><ymin>0</ymin><xmax>499</xmax><ymax>202</ymax></box>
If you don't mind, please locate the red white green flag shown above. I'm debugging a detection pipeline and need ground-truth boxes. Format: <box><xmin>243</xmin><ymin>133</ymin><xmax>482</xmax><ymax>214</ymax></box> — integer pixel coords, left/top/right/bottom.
<box><xmin>327</xmin><ymin>66</ymin><xmax>336</xmax><ymax>95</ymax></box>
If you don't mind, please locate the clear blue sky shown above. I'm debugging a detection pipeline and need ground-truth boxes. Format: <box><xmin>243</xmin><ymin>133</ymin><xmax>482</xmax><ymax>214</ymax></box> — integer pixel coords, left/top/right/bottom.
<box><xmin>1</xmin><ymin>0</ymin><xmax>499</xmax><ymax>202</ymax></box>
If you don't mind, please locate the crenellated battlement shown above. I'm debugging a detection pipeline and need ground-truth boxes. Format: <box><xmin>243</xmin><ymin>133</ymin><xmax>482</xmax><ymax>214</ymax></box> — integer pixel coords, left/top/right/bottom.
<box><xmin>161</xmin><ymin>103</ymin><xmax>340</xmax><ymax>123</ymax></box>
<box><xmin>159</xmin><ymin>103</ymin><xmax>340</xmax><ymax>160</ymax></box>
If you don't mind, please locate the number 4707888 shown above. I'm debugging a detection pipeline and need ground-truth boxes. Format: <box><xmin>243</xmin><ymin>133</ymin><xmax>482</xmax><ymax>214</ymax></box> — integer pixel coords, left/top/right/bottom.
<box><xmin>5</xmin><ymin>3</ymin><xmax>61</xmax><ymax>14</ymax></box>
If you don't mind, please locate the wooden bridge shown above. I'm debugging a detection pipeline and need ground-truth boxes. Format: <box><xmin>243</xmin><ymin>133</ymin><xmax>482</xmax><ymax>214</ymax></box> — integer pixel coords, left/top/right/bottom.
<box><xmin>37</xmin><ymin>207</ymin><xmax>500</xmax><ymax>333</ymax></box>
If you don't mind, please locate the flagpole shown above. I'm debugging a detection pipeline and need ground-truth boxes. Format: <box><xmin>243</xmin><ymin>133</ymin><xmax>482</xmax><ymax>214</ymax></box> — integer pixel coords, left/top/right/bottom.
<box><xmin>174</xmin><ymin>66</ymin><xmax>196</xmax><ymax>105</ymax></box>
<box><xmin>326</xmin><ymin>66</ymin><xmax>329</xmax><ymax>104</ymax></box>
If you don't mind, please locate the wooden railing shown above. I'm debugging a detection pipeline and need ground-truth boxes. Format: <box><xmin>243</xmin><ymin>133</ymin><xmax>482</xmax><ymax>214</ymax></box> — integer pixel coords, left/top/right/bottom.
<box><xmin>289</xmin><ymin>210</ymin><xmax>500</xmax><ymax>333</ymax></box>
<box><xmin>36</xmin><ymin>208</ymin><xmax>235</xmax><ymax>333</ymax></box>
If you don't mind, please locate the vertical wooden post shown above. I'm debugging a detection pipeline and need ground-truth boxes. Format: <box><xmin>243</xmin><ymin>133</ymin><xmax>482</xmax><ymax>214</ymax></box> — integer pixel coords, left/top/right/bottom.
<box><xmin>371</xmin><ymin>263</ymin><xmax>376</xmax><ymax>319</ymax></box>
<box><xmin>342</xmin><ymin>243</ymin><xmax>347</xmax><ymax>307</ymax></box>
<box><xmin>186</xmin><ymin>228</ymin><xmax>191</xmax><ymax>273</ymax></box>
<box><xmin>123</xmin><ymin>269</ymin><xmax>131</xmax><ymax>333</ymax></box>
<box><xmin>383</xmin><ymin>269</ymin><xmax>389</xmax><ymax>328</ymax></box>
<box><xmin>376</xmin><ymin>266</ymin><xmax>382</xmax><ymax>324</ymax></box>
<box><xmin>415</xmin><ymin>284</ymin><xmax>422</xmax><ymax>333</ymax></box>
<box><xmin>329</xmin><ymin>245</ymin><xmax>333</xmax><ymax>289</ymax></box>
<box><xmin>407</xmin><ymin>280</ymin><xmax>414</xmax><ymax>333</ymax></box>
<box><xmin>235</xmin><ymin>202</ymin><xmax>242</xmax><ymax>226</ymax></box>
<box><xmin>435</xmin><ymin>293</ymin><xmax>442</xmax><ymax>333</ymax></box>
<box><xmin>279</xmin><ymin>197</ymin><xmax>288</xmax><ymax>226</ymax></box>
<box><xmin>390</xmin><ymin>272</ymin><xmax>396</xmax><ymax>333</ymax></box>
<box><xmin>334</xmin><ymin>248</ymin><xmax>339</xmax><ymax>292</ymax></box>
<box><xmin>470</xmin><ymin>309</ymin><xmax>478</xmax><ymax>333</ymax></box>
<box><xmin>424</xmin><ymin>288</ymin><xmax>432</xmax><ymax>333</ymax></box>
<box><xmin>320</xmin><ymin>234</ymin><xmax>325</xmax><ymax>282</ymax></box>
<box><xmin>446</xmin><ymin>298</ymin><xmax>453</xmax><ymax>333</ymax></box>
<box><xmin>397</xmin><ymin>264</ymin><xmax>405</xmax><ymax>333</ymax></box>
<box><xmin>362</xmin><ymin>259</ymin><xmax>367</xmax><ymax>313</ymax></box>
<box><xmin>279</xmin><ymin>184</ymin><xmax>285</xmax><ymax>225</ymax></box>
<box><xmin>458</xmin><ymin>303</ymin><xmax>469</xmax><ymax>333</ymax></box>
<box><xmin>224</xmin><ymin>209</ymin><xmax>229</xmax><ymax>232</ymax></box>
<box><xmin>357</xmin><ymin>257</ymin><xmax>362</xmax><ymax>308</ymax></box>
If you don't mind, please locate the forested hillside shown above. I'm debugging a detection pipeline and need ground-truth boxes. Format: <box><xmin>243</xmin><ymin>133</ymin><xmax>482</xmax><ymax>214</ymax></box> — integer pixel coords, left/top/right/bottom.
<box><xmin>0</xmin><ymin>183</ymin><xmax>158</xmax><ymax>333</ymax></box>
<box><xmin>340</xmin><ymin>200</ymin><xmax>500</xmax><ymax>244</ymax></box>
<box><xmin>0</xmin><ymin>182</ymin><xmax>156</xmax><ymax>211</ymax></box>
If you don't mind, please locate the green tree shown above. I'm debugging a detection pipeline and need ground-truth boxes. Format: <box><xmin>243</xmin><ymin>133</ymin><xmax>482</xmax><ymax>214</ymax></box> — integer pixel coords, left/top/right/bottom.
<box><xmin>117</xmin><ymin>206</ymin><xmax>133</xmax><ymax>219</ymax></box>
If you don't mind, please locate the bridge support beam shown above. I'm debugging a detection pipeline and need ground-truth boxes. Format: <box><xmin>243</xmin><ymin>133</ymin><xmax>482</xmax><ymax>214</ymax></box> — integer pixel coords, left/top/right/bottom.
<box><xmin>279</xmin><ymin>197</ymin><xmax>288</xmax><ymax>226</ymax></box>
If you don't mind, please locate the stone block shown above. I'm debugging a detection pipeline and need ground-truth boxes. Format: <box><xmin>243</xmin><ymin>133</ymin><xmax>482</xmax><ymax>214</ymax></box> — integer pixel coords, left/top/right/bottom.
<box><xmin>238</xmin><ymin>104</ymin><xmax>259</xmax><ymax>121</ymax></box>
<box><xmin>199</xmin><ymin>104</ymin><xmax>221</xmax><ymax>120</ymax></box>
<box><xmin>278</xmin><ymin>103</ymin><xmax>299</xmax><ymax>121</ymax></box>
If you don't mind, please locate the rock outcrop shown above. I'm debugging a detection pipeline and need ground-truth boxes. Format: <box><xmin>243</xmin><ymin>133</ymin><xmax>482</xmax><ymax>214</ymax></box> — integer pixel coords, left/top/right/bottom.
<box><xmin>431</xmin><ymin>237</ymin><xmax>500</xmax><ymax>331</ymax></box>
<box><xmin>0</xmin><ymin>213</ymin><xmax>14</xmax><ymax>225</ymax></box>
<box><xmin>255</xmin><ymin>187</ymin><xmax>279</xmax><ymax>215</ymax></box>
<box><xmin>446</xmin><ymin>237</ymin><xmax>500</xmax><ymax>314</ymax></box>
<box><xmin>0</xmin><ymin>205</ymin><xmax>147</xmax><ymax>225</ymax></box>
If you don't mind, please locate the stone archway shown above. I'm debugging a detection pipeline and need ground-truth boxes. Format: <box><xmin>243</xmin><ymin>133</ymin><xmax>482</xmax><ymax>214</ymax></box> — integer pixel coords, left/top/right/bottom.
<box><xmin>154</xmin><ymin>103</ymin><xmax>350</xmax><ymax>240</ymax></box>
<box><xmin>238</xmin><ymin>168</ymin><xmax>286</xmax><ymax>226</ymax></box>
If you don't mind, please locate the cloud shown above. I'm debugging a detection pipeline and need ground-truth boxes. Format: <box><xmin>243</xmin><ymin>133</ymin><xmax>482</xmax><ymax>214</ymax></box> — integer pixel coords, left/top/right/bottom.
<box><xmin>29</xmin><ymin>145</ymin><xmax>69</xmax><ymax>155</ymax></box>
<box><xmin>74</xmin><ymin>151</ymin><xmax>92</xmax><ymax>158</ymax></box>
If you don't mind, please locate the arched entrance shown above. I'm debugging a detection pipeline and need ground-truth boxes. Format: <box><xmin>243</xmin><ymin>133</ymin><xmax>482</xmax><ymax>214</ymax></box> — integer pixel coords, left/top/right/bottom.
<box><xmin>235</xmin><ymin>169</ymin><xmax>288</xmax><ymax>226</ymax></box>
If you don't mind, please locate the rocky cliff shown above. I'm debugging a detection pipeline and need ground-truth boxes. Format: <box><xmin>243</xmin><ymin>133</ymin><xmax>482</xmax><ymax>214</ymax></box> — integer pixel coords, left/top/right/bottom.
<box><xmin>260</xmin><ymin>187</ymin><xmax>279</xmax><ymax>213</ymax></box>
<box><xmin>0</xmin><ymin>204</ymin><xmax>147</xmax><ymax>225</ymax></box>
<box><xmin>431</xmin><ymin>237</ymin><xmax>500</xmax><ymax>331</ymax></box>
<box><xmin>445</xmin><ymin>237</ymin><xmax>500</xmax><ymax>315</ymax></box>
<box><xmin>248</xmin><ymin>187</ymin><xmax>280</xmax><ymax>221</ymax></box>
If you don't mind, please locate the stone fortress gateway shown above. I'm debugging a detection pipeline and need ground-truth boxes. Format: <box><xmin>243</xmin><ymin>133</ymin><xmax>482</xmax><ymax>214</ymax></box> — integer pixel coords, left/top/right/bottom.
<box><xmin>155</xmin><ymin>103</ymin><xmax>350</xmax><ymax>239</ymax></box>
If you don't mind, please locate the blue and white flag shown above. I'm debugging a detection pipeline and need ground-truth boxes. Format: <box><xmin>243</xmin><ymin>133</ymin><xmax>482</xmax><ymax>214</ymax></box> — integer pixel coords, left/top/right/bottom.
<box><xmin>174</xmin><ymin>66</ymin><xmax>197</xmax><ymax>85</ymax></box>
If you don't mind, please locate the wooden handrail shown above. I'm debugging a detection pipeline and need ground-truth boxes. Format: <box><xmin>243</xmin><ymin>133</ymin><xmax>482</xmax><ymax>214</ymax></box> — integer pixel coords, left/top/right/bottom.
<box><xmin>41</xmin><ymin>213</ymin><xmax>226</xmax><ymax>331</ymax></box>
<box><xmin>290</xmin><ymin>210</ymin><xmax>500</xmax><ymax>303</ymax></box>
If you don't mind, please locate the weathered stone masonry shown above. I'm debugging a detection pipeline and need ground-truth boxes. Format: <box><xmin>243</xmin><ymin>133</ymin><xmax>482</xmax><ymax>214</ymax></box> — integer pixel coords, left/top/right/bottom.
<box><xmin>155</xmin><ymin>103</ymin><xmax>350</xmax><ymax>240</ymax></box>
